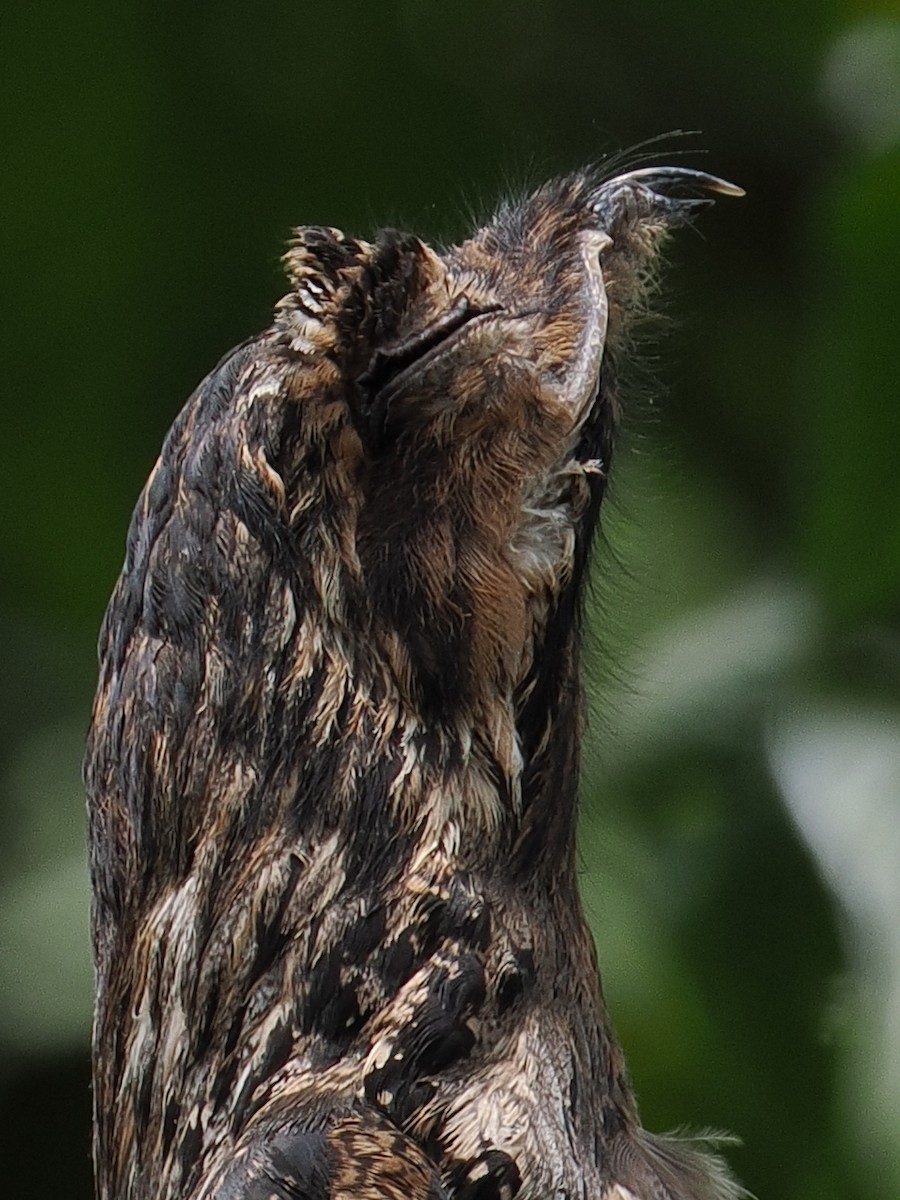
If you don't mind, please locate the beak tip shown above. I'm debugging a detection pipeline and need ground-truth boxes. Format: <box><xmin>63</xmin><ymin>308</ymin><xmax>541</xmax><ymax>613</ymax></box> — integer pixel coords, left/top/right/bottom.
<box><xmin>707</xmin><ymin>177</ymin><xmax>746</xmax><ymax>199</ymax></box>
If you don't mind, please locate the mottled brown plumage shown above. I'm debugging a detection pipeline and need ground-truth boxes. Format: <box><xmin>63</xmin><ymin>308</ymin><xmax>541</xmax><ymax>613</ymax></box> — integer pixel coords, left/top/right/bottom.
<box><xmin>85</xmin><ymin>162</ymin><xmax>743</xmax><ymax>1200</ymax></box>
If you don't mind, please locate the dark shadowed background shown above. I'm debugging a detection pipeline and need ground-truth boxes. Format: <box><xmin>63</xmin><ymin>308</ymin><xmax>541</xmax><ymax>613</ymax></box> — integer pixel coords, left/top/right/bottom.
<box><xmin>2</xmin><ymin>3</ymin><xmax>899</xmax><ymax>1197</ymax></box>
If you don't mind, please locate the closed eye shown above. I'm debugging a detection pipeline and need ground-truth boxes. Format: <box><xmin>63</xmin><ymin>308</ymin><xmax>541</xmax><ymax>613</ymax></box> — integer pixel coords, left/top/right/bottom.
<box><xmin>359</xmin><ymin>296</ymin><xmax>503</xmax><ymax>397</ymax></box>
<box><xmin>353</xmin><ymin>297</ymin><xmax>504</xmax><ymax>454</ymax></box>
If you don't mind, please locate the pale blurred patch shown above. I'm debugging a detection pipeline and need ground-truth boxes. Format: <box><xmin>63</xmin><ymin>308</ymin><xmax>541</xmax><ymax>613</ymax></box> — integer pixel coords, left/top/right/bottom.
<box><xmin>768</xmin><ymin>703</ymin><xmax>900</xmax><ymax>1181</ymax></box>
<box><xmin>0</xmin><ymin>721</ymin><xmax>92</xmax><ymax>1053</ymax></box>
<box><xmin>821</xmin><ymin>18</ymin><xmax>900</xmax><ymax>154</ymax></box>
<box><xmin>593</xmin><ymin>578</ymin><xmax>821</xmax><ymax>775</ymax></box>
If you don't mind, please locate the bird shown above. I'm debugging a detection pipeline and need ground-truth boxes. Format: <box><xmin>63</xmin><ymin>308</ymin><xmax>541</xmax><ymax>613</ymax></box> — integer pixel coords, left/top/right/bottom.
<box><xmin>84</xmin><ymin>159</ymin><xmax>744</xmax><ymax>1200</ymax></box>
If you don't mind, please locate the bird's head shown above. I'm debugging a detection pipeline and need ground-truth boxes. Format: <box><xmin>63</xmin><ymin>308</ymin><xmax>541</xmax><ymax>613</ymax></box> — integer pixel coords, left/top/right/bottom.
<box><xmin>279</xmin><ymin>166</ymin><xmax>741</xmax><ymax>713</ymax></box>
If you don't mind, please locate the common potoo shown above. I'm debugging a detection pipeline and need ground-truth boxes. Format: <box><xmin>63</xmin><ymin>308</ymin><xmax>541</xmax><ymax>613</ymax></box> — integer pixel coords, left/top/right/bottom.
<box><xmin>85</xmin><ymin>163</ymin><xmax>744</xmax><ymax>1200</ymax></box>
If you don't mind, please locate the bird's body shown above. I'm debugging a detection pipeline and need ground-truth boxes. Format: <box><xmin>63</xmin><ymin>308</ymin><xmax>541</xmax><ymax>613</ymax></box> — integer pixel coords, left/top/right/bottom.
<box><xmin>85</xmin><ymin>165</ymin><xmax>743</xmax><ymax>1200</ymax></box>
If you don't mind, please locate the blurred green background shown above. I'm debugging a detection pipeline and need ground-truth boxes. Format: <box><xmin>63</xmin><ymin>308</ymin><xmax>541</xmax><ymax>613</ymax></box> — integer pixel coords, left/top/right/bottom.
<box><xmin>2</xmin><ymin>2</ymin><xmax>899</xmax><ymax>1197</ymax></box>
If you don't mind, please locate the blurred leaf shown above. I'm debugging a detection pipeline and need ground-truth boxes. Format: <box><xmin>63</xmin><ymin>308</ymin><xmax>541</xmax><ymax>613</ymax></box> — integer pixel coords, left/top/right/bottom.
<box><xmin>770</xmin><ymin>702</ymin><xmax>900</xmax><ymax>1186</ymax></box>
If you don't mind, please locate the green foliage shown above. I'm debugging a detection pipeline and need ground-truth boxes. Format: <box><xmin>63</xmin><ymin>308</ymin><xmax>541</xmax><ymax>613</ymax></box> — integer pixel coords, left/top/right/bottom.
<box><xmin>1</xmin><ymin>3</ymin><xmax>897</xmax><ymax>1196</ymax></box>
